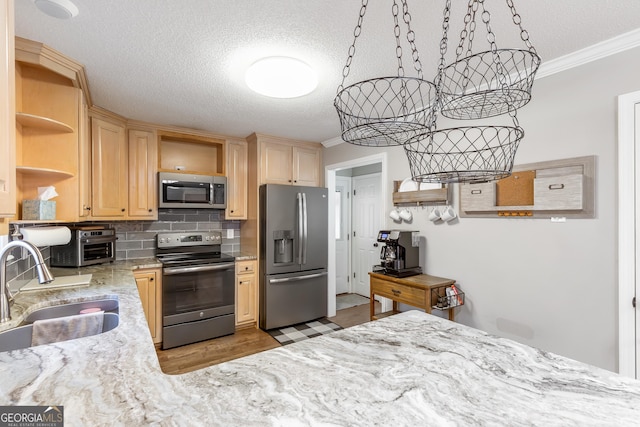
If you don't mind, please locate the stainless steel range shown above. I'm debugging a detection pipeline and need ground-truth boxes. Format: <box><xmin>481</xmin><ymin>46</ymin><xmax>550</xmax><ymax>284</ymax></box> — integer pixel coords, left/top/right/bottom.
<box><xmin>156</xmin><ymin>231</ymin><xmax>235</xmax><ymax>350</ymax></box>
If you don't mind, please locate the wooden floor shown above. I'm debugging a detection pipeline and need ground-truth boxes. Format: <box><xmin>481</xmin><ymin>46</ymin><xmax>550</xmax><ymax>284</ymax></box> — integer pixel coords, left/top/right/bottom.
<box><xmin>156</xmin><ymin>300</ymin><xmax>378</xmax><ymax>375</ymax></box>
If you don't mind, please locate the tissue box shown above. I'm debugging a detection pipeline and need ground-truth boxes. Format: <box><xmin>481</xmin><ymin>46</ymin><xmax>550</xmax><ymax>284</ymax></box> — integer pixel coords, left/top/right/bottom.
<box><xmin>22</xmin><ymin>200</ymin><xmax>56</xmax><ymax>220</ymax></box>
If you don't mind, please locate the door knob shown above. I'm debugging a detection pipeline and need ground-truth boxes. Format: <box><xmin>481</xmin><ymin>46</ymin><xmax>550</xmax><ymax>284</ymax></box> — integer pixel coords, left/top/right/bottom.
<box><xmin>373</xmin><ymin>243</ymin><xmax>378</xmax><ymax>247</ymax></box>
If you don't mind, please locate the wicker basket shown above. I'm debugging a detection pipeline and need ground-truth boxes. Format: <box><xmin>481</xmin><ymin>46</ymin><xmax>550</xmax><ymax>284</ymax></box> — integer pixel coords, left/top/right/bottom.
<box><xmin>404</xmin><ymin>125</ymin><xmax>524</xmax><ymax>183</ymax></box>
<box><xmin>438</xmin><ymin>49</ymin><xmax>541</xmax><ymax>120</ymax></box>
<box><xmin>334</xmin><ymin>76</ymin><xmax>437</xmax><ymax>146</ymax></box>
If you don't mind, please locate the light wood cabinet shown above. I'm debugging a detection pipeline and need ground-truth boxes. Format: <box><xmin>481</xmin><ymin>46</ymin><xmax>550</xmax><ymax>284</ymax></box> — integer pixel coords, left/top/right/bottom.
<box><xmin>0</xmin><ymin>0</ymin><xmax>15</xmax><ymax>220</ymax></box>
<box><xmin>78</xmin><ymin>92</ymin><xmax>91</xmax><ymax>218</ymax></box>
<box><xmin>257</xmin><ymin>136</ymin><xmax>322</xmax><ymax>186</ymax></box>
<box><xmin>236</xmin><ymin>260</ymin><xmax>257</xmax><ymax>327</ymax></box>
<box><xmin>91</xmin><ymin>116</ymin><xmax>128</xmax><ymax>218</ymax></box>
<box><xmin>226</xmin><ymin>139</ymin><xmax>248</xmax><ymax>219</ymax></box>
<box><xmin>128</xmin><ymin>129</ymin><xmax>157</xmax><ymax>219</ymax></box>
<box><xmin>134</xmin><ymin>268</ymin><xmax>163</xmax><ymax>344</ymax></box>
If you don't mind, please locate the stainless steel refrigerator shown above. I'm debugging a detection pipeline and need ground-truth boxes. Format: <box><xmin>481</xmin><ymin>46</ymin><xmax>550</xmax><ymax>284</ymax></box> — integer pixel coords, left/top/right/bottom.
<box><xmin>259</xmin><ymin>184</ymin><xmax>328</xmax><ymax>330</ymax></box>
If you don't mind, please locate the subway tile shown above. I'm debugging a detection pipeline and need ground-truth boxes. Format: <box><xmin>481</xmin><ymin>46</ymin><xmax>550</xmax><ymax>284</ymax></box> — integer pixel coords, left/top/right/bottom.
<box><xmin>126</xmin><ymin>231</ymin><xmax>157</xmax><ymax>241</ymax></box>
<box><xmin>117</xmin><ymin>241</ymin><xmax>143</xmax><ymax>250</ymax></box>
<box><xmin>171</xmin><ymin>222</ymin><xmax>198</xmax><ymax>231</ymax></box>
<box><xmin>185</xmin><ymin>213</ymin><xmax>211</xmax><ymax>222</ymax></box>
<box><xmin>116</xmin><ymin>251</ymin><xmax>127</xmax><ymax>260</ymax></box>
<box><xmin>126</xmin><ymin>248</ymin><xmax>156</xmax><ymax>259</ymax></box>
<box><xmin>157</xmin><ymin>213</ymin><xmax>185</xmax><ymax>222</ymax></box>
<box><xmin>142</xmin><ymin>240</ymin><xmax>156</xmax><ymax>249</ymax></box>
<box><xmin>142</xmin><ymin>222</ymin><xmax>172</xmax><ymax>231</ymax></box>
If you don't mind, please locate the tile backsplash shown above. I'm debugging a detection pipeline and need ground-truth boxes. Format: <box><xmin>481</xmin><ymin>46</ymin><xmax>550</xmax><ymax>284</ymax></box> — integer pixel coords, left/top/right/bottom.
<box><xmin>3</xmin><ymin>208</ymin><xmax>240</xmax><ymax>290</ymax></box>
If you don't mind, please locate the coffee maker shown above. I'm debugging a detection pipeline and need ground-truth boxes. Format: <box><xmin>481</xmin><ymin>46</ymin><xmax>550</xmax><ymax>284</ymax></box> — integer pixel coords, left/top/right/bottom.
<box><xmin>375</xmin><ymin>230</ymin><xmax>422</xmax><ymax>277</ymax></box>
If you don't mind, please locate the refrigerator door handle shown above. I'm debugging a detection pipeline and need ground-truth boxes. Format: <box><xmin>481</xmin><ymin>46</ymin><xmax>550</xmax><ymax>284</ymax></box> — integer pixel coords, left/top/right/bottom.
<box><xmin>268</xmin><ymin>272</ymin><xmax>327</xmax><ymax>284</ymax></box>
<box><xmin>297</xmin><ymin>192</ymin><xmax>303</xmax><ymax>264</ymax></box>
<box><xmin>302</xmin><ymin>192</ymin><xmax>308</xmax><ymax>265</ymax></box>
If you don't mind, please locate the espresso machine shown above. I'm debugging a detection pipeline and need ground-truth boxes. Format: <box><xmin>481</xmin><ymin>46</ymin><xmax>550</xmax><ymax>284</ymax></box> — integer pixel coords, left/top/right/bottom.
<box><xmin>374</xmin><ymin>230</ymin><xmax>422</xmax><ymax>278</ymax></box>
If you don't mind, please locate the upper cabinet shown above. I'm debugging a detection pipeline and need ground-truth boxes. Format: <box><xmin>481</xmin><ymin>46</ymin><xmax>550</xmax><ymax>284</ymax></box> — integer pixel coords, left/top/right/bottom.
<box><xmin>226</xmin><ymin>139</ymin><xmax>248</xmax><ymax>220</ymax></box>
<box><xmin>13</xmin><ymin>37</ymin><xmax>90</xmax><ymax>222</ymax></box>
<box><xmin>249</xmin><ymin>133</ymin><xmax>323</xmax><ymax>187</ymax></box>
<box><xmin>0</xmin><ymin>0</ymin><xmax>15</xmax><ymax>219</ymax></box>
<box><xmin>90</xmin><ymin>115</ymin><xmax>127</xmax><ymax>218</ymax></box>
<box><xmin>128</xmin><ymin>128</ymin><xmax>157</xmax><ymax>219</ymax></box>
<box><xmin>158</xmin><ymin>131</ymin><xmax>225</xmax><ymax>176</ymax></box>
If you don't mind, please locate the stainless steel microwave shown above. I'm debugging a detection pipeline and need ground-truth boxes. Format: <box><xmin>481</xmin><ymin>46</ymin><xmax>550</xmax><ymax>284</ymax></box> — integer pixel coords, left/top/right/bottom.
<box><xmin>158</xmin><ymin>172</ymin><xmax>226</xmax><ymax>209</ymax></box>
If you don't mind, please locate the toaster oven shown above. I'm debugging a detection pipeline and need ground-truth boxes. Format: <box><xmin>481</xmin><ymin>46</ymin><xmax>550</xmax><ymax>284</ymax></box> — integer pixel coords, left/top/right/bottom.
<box><xmin>50</xmin><ymin>226</ymin><xmax>116</xmax><ymax>267</ymax></box>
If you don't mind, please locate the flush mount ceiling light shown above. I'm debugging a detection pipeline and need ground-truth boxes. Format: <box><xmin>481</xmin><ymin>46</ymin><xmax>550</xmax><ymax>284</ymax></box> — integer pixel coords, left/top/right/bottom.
<box><xmin>245</xmin><ymin>57</ymin><xmax>318</xmax><ymax>98</ymax></box>
<box><xmin>34</xmin><ymin>0</ymin><xmax>79</xmax><ymax>19</ymax></box>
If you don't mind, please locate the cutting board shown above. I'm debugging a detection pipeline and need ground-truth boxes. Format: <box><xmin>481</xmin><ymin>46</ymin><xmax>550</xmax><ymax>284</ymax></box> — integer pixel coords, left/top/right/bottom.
<box><xmin>20</xmin><ymin>274</ymin><xmax>92</xmax><ymax>292</ymax></box>
<box><xmin>496</xmin><ymin>170</ymin><xmax>536</xmax><ymax>206</ymax></box>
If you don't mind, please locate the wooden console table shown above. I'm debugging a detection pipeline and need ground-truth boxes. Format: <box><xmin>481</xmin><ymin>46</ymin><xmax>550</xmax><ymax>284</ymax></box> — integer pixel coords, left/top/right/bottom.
<box><xmin>369</xmin><ymin>272</ymin><xmax>458</xmax><ymax>321</ymax></box>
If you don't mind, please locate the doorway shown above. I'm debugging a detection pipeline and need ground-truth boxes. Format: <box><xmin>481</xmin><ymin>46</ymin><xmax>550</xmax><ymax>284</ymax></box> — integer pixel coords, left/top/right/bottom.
<box><xmin>618</xmin><ymin>89</ymin><xmax>640</xmax><ymax>378</ymax></box>
<box><xmin>326</xmin><ymin>153</ymin><xmax>388</xmax><ymax>318</ymax></box>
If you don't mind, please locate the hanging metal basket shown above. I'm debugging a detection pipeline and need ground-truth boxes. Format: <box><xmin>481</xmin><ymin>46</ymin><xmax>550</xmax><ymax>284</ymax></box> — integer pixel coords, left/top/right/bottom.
<box><xmin>438</xmin><ymin>49</ymin><xmax>541</xmax><ymax>120</ymax></box>
<box><xmin>334</xmin><ymin>76</ymin><xmax>437</xmax><ymax>146</ymax></box>
<box><xmin>404</xmin><ymin>124</ymin><xmax>524</xmax><ymax>183</ymax></box>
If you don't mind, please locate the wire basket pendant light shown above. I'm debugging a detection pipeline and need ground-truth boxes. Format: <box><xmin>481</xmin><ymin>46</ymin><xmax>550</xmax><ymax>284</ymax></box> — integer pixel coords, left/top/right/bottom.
<box><xmin>404</xmin><ymin>0</ymin><xmax>537</xmax><ymax>184</ymax></box>
<box><xmin>334</xmin><ymin>0</ymin><xmax>437</xmax><ymax>147</ymax></box>
<box><xmin>438</xmin><ymin>0</ymin><xmax>541</xmax><ymax>120</ymax></box>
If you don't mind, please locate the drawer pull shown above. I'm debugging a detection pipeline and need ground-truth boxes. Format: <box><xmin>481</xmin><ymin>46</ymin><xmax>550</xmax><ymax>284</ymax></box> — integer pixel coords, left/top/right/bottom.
<box><xmin>548</xmin><ymin>183</ymin><xmax>565</xmax><ymax>190</ymax></box>
<box><xmin>392</xmin><ymin>289</ymin><xmax>401</xmax><ymax>296</ymax></box>
<box><xmin>471</xmin><ymin>189</ymin><xmax>482</xmax><ymax>195</ymax></box>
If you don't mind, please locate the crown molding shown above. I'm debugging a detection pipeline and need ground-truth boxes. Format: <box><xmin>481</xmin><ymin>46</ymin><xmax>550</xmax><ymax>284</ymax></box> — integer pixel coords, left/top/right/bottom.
<box><xmin>536</xmin><ymin>28</ymin><xmax>640</xmax><ymax>79</ymax></box>
<box><xmin>323</xmin><ymin>28</ymin><xmax>640</xmax><ymax>147</ymax></box>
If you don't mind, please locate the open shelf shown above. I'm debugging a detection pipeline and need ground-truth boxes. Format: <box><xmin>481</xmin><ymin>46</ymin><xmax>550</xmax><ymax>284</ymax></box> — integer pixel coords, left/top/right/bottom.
<box><xmin>16</xmin><ymin>112</ymin><xmax>74</xmax><ymax>133</ymax></box>
<box><xmin>392</xmin><ymin>181</ymin><xmax>449</xmax><ymax>206</ymax></box>
<box><xmin>16</xmin><ymin>166</ymin><xmax>74</xmax><ymax>179</ymax></box>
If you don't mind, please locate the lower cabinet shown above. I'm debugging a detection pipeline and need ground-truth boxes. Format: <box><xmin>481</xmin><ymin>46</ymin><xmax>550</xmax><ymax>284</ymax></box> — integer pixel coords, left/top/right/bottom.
<box><xmin>133</xmin><ymin>268</ymin><xmax>163</xmax><ymax>344</ymax></box>
<box><xmin>236</xmin><ymin>260</ymin><xmax>257</xmax><ymax>327</ymax></box>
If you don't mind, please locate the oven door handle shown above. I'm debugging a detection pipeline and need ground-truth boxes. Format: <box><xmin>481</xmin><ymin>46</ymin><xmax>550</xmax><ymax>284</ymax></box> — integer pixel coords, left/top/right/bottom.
<box><xmin>81</xmin><ymin>237</ymin><xmax>116</xmax><ymax>245</ymax></box>
<box><xmin>163</xmin><ymin>262</ymin><xmax>236</xmax><ymax>275</ymax></box>
<box><xmin>269</xmin><ymin>272</ymin><xmax>327</xmax><ymax>284</ymax></box>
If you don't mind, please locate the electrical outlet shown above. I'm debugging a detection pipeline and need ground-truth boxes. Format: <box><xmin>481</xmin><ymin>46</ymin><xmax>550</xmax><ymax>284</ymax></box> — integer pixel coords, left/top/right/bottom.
<box><xmin>227</xmin><ymin>229</ymin><xmax>234</xmax><ymax>239</ymax></box>
<box><xmin>550</xmin><ymin>217</ymin><xmax>567</xmax><ymax>223</ymax></box>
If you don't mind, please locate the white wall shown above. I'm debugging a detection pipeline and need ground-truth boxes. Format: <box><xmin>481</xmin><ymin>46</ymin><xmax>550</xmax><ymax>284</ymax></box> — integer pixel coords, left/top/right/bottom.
<box><xmin>323</xmin><ymin>45</ymin><xmax>640</xmax><ymax>372</ymax></box>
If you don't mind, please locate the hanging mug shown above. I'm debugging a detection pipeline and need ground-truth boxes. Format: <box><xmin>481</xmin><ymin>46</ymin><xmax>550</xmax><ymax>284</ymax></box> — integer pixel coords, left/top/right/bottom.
<box><xmin>441</xmin><ymin>206</ymin><xmax>457</xmax><ymax>222</ymax></box>
<box><xmin>428</xmin><ymin>207</ymin><xmax>442</xmax><ymax>222</ymax></box>
<box><xmin>399</xmin><ymin>209</ymin><xmax>412</xmax><ymax>222</ymax></box>
<box><xmin>389</xmin><ymin>209</ymin><xmax>401</xmax><ymax>222</ymax></box>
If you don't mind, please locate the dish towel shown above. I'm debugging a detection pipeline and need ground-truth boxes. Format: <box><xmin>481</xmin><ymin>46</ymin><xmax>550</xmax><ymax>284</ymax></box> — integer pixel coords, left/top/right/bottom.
<box><xmin>31</xmin><ymin>311</ymin><xmax>104</xmax><ymax>346</ymax></box>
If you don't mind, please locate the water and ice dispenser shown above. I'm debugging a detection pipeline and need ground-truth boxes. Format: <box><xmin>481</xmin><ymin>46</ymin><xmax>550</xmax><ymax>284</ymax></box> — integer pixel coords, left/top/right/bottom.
<box><xmin>273</xmin><ymin>230</ymin><xmax>294</xmax><ymax>264</ymax></box>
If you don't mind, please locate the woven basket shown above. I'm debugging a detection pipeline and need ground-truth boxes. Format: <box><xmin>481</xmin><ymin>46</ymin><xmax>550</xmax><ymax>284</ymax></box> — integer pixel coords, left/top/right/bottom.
<box><xmin>404</xmin><ymin>125</ymin><xmax>524</xmax><ymax>183</ymax></box>
<box><xmin>334</xmin><ymin>76</ymin><xmax>437</xmax><ymax>146</ymax></box>
<box><xmin>438</xmin><ymin>49</ymin><xmax>541</xmax><ymax>120</ymax></box>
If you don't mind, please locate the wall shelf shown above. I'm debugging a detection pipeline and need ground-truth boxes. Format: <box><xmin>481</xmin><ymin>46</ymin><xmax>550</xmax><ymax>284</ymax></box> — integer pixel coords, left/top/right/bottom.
<box><xmin>16</xmin><ymin>112</ymin><xmax>74</xmax><ymax>133</ymax></box>
<box><xmin>392</xmin><ymin>181</ymin><xmax>449</xmax><ymax>206</ymax></box>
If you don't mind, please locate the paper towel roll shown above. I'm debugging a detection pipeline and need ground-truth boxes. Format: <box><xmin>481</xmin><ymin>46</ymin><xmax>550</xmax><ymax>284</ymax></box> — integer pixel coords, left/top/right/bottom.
<box><xmin>20</xmin><ymin>226</ymin><xmax>71</xmax><ymax>247</ymax></box>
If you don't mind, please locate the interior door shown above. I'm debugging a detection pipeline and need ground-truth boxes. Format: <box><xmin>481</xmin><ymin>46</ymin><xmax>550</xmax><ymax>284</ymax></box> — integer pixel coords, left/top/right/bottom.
<box><xmin>335</xmin><ymin>176</ymin><xmax>351</xmax><ymax>295</ymax></box>
<box><xmin>351</xmin><ymin>173</ymin><xmax>382</xmax><ymax>297</ymax></box>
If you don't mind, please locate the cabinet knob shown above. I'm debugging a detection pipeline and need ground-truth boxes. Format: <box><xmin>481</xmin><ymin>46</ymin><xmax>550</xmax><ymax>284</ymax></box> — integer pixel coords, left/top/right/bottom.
<box><xmin>148</xmin><ymin>209</ymin><xmax>152</xmax><ymax>212</ymax></box>
<box><xmin>230</xmin><ymin>210</ymin><xmax>234</xmax><ymax>213</ymax></box>
<box><xmin>85</xmin><ymin>206</ymin><xmax>91</xmax><ymax>211</ymax></box>
<box><xmin>150</xmin><ymin>278</ymin><xmax>154</xmax><ymax>282</ymax></box>
<box><xmin>288</xmin><ymin>180</ymin><xmax>292</xmax><ymax>183</ymax></box>
<box><xmin>121</xmin><ymin>208</ymin><xmax>126</xmax><ymax>212</ymax></box>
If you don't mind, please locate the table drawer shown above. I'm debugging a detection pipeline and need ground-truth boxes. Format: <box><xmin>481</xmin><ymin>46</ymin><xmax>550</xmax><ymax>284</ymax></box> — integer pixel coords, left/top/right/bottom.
<box><xmin>371</xmin><ymin>279</ymin><xmax>425</xmax><ymax>306</ymax></box>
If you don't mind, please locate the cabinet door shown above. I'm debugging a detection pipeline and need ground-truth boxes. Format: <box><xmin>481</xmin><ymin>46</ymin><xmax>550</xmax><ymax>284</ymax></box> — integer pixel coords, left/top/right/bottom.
<box><xmin>226</xmin><ymin>140</ymin><xmax>248</xmax><ymax>219</ymax></box>
<box><xmin>128</xmin><ymin>129</ymin><xmax>157</xmax><ymax>219</ymax></box>
<box><xmin>78</xmin><ymin>92</ymin><xmax>91</xmax><ymax>217</ymax></box>
<box><xmin>236</xmin><ymin>261</ymin><xmax>257</xmax><ymax>326</ymax></box>
<box><xmin>134</xmin><ymin>269</ymin><xmax>162</xmax><ymax>344</ymax></box>
<box><xmin>293</xmin><ymin>145</ymin><xmax>321</xmax><ymax>187</ymax></box>
<box><xmin>261</xmin><ymin>141</ymin><xmax>293</xmax><ymax>185</ymax></box>
<box><xmin>91</xmin><ymin>117</ymin><xmax>127</xmax><ymax>217</ymax></box>
<box><xmin>0</xmin><ymin>0</ymin><xmax>15</xmax><ymax>218</ymax></box>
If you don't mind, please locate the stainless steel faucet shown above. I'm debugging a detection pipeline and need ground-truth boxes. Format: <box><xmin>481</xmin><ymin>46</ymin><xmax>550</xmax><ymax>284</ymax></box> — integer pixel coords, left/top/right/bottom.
<box><xmin>0</xmin><ymin>240</ymin><xmax>54</xmax><ymax>323</ymax></box>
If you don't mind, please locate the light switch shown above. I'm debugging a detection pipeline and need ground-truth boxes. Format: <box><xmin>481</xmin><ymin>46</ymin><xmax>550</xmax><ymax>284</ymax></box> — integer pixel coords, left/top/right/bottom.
<box><xmin>227</xmin><ymin>229</ymin><xmax>234</xmax><ymax>239</ymax></box>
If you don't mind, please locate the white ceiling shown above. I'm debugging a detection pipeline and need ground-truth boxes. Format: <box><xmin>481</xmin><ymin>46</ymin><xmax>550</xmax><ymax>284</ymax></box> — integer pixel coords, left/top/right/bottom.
<box><xmin>14</xmin><ymin>0</ymin><xmax>640</xmax><ymax>143</ymax></box>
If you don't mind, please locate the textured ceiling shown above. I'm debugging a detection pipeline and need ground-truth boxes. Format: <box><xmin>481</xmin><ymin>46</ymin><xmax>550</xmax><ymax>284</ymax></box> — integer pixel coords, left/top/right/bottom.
<box><xmin>14</xmin><ymin>0</ymin><xmax>640</xmax><ymax>143</ymax></box>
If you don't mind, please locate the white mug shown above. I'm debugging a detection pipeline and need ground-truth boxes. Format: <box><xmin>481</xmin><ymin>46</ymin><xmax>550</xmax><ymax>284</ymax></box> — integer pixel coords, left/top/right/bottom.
<box><xmin>399</xmin><ymin>209</ymin><xmax>412</xmax><ymax>222</ymax></box>
<box><xmin>389</xmin><ymin>209</ymin><xmax>401</xmax><ymax>221</ymax></box>
<box><xmin>441</xmin><ymin>206</ymin><xmax>457</xmax><ymax>222</ymax></box>
<box><xmin>428</xmin><ymin>208</ymin><xmax>441</xmax><ymax>222</ymax></box>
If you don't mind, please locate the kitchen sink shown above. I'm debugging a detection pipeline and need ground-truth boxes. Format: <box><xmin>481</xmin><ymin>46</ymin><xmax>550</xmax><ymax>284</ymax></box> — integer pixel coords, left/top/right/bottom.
<box><xmin>0</xmin><ymin>298</ymin><xmax>119</xmax><ymax>353</ymax></box>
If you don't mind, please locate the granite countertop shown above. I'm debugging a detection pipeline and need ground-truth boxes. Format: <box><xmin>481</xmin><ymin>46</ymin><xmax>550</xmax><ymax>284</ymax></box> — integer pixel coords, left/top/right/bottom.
<box><xmin>2</xmin><ymin>262</ymin><xmax>640</xmax><ymax>426</ymax></box>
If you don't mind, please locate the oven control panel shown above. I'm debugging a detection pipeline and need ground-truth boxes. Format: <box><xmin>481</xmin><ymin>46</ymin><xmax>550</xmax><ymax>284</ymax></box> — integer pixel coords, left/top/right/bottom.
<box><xmin>157</xmin><ymin>231</ymin><xmax>222</xmax><ymax>248</ymax></box>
